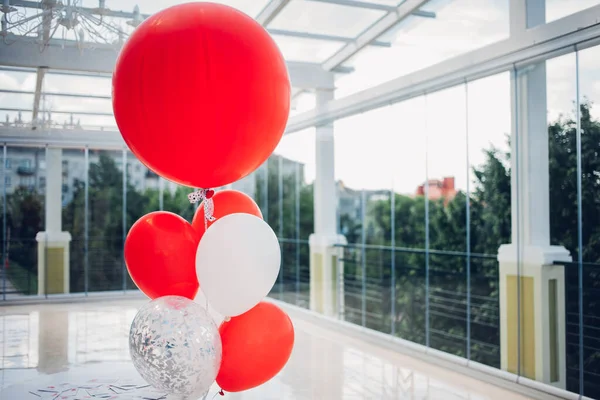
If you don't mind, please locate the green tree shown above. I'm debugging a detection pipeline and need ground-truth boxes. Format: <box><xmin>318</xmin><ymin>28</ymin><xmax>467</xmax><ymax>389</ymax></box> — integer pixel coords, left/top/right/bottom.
<box><xmin>256</xmin><ymin>158</ymin><xmax>314</xmax><ymax>305</ymax></box>
<box><xmin>163</xmin><ymin>186</ymin><xmax>195</xmax><ymax>222</ymax></box>
<box><xmin>0</xmin><ymin>186</ymin><xmax>44</xmax><ymax>294</ymax></box>
<box><xmin>63</xmin><ymin>153</ymin><xmax>157</xmax><ymax>292</ymax></box>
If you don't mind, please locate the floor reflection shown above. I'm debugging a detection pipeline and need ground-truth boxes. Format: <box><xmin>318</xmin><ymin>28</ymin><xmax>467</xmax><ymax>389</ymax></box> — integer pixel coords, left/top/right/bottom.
<box><xmin>0</xmin><ymin>299</ymin><xmax>531</xmax><ymax>399</ymax></box>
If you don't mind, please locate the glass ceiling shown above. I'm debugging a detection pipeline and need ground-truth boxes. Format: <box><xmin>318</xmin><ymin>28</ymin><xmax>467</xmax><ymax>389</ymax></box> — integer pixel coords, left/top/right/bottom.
<box><xmin>2</xmin><ymin>0</ymin><xmax>600</xmax><ymax>132</ymax></box>
<box><xmin>0</xmin><ymin>0</ymin><xmax>512</xmax><ymax>131</ymax></box>
<box><xmin>269</xmin><ymin>1</ymin><xmax>386</xmax><ymax>38</ymax></box>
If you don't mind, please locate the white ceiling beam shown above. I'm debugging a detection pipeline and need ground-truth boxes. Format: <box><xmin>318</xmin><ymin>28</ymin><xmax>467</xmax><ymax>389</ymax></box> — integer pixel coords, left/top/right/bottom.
<box><xmin>1</xmin><ymin>107</ymin><xmax>113</xmax><ymax>116</ymax></box>
<box><xmin>268</xmin><ymin>29</ymin><xmax>391</xmax><ymax>47</ymax></box>
<box><xmin>11</xmin><ymin>0</ymin><xmax>149</xmax><ymax>19</ymax></box>
<box><xmin>307</xmin><ymin>0</ymin><xmax>435</xmax><ymax>18</ymax></box>
<box><xmin>321</xmin><ymin>0</ymin><xmax>430</xmax><ymax>70</ymax></box>
<box><xmin>0</xmin><ymin>37</ymin><xmax>336</xmax><ymax>90</ymax></box>
<box><xmin>1</xmin><ymin>88</ymin><xmax>111</xmax><ymax>100</ymax></box>
<box><xmin>0</xmin><ymin>126</ymin><xmax>125</xmax><ymax>149</ymax></box>
<box><xmin>256</xmin><ymin>0</ymin><xmax>291</xmax><ymax>26</ymax></box>
<box><xmin>286</xmin><ymin>3</ymin><xmax>600</xmax><ymax>133</ymax></box>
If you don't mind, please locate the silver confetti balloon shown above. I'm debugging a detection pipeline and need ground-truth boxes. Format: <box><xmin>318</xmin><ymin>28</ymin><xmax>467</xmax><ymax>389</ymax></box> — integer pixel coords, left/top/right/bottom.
<box><xmin>129</xmin><ymin>296</ymin><xmax>222</xmax><ymax>399</ymax></box>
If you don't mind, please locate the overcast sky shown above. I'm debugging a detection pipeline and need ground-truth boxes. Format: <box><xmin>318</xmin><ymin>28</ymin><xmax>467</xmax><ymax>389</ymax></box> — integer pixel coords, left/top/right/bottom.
<box><xmin>1</xmin><ymin>0</ymin><xmax>600</xmax><ymax>193</ymax></box>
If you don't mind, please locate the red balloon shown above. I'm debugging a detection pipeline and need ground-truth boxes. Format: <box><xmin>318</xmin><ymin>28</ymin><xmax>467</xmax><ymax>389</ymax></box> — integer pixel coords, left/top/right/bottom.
<box><xmin>112</xmin><ymin>3</ymin><xmax>290</xmax><ymax>188</ymax></box>
<box><xmin>192</xmin><ymin>190</ymin><xmax>262</xmax><ymax>237</ymax></box>
<box><xmin>125</xmin><ymin>212</ymin><xmax>199</xmax><ymax>299</ymax></box>
<box><xmin>217</xmin><ymin>302</ymin><xmax>294</xmax><ymax>392</ymax></box>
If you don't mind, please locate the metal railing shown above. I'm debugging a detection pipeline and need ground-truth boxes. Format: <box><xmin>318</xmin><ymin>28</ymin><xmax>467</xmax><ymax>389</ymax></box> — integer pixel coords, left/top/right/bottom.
<box><xmin>268</xmin><ymin>238</ymin><xmax>311</xmax><ymax>309</ymax></box>
<box><xmin>557</xmin><ymin>260</ymin><xmax>600</xmax><ymax>396</ymax></box>
<box><xmin>335</xmin><ymin>243</ymin><xmax>501</xmax><ymax>368</ymax></box>
<box><xmin>0</xmin><ymin>237</ymin><xmax>311</xmax><ymax>305</ymax></box>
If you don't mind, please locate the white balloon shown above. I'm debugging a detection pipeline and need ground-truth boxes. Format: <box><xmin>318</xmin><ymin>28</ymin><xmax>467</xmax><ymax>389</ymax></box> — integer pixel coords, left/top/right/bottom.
<box><xmin>196</xmin><ymin>213</ymin><xmax>281</xmax><ymax>317</ymax></box>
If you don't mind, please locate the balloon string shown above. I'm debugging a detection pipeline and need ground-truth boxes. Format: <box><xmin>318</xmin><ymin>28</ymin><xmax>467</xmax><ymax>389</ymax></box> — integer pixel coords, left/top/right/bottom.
<box><xmin>188</xmin><ymin>189</ymin><xmax>216</xmax><ymax>230</ymax></box>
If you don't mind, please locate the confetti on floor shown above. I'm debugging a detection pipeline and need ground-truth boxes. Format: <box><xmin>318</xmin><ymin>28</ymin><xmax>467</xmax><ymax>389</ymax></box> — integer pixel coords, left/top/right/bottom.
<box><xmin>28</xmin><ymin>379</ymin><xmax>168</xmax><ymax>400</ymax></box>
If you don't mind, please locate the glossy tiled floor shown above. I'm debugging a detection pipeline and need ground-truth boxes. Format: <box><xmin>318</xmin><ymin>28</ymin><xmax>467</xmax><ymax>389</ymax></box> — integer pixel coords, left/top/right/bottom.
<box><xmin>0</xmin><ymin>299</ymin><xmax>539</xmax><ymax>399</ymax></box>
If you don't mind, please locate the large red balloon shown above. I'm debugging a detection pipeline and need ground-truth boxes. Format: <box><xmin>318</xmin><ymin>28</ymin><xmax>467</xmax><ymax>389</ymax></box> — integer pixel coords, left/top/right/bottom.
<box><xmin>112</xmin><ymin>3</ymin><xmax>290</xmax><ymax>188</ymax></box>
<box><xmin>217</xmin><ymin>302</ymin><xmax>294</xmax><ymax>392</ymax></box>
<box><xmin>125</xmin><ymin>212</ymin><xmax>199</xmax><ymax>299</ymax></box>
<box><xmin>192</xmin><ymin>190</ymin><xmax>262</xmax><ymax>237</ymax></box>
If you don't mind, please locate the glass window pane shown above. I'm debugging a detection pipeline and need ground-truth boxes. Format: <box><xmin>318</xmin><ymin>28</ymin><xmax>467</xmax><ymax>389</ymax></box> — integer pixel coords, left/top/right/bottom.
<box><xmin>43</xmin><ymin>74</ymin><xmax>112</xmax><ymax>97</ymax></box>
<box><xmin>546</xmin><ymin>52</ymin><xmax>579</xmax><ymax>394</ymax></box>
<box><xmin>44</xmin><ymin>96</ymin><xmax>112</xmax><ymax>115</ymax></box>
<box><xmin>2</xmin><ymin>147</ymin><xmax>45</xmax><ymax>298</ymax></box>
<box><xmin>0</xmin><ymin>91</ymin><xmax>34</xmax><ymax>127</ymax></box>
<box><xmin>335</xmin><ymin>106</ymin><xmax>397</xmax><ymax>332</ymax></box>
<box><xmin>546</xmin><ymin>0</ymin><xmax>600</xmax><ymax>23</ymax></box>
<box><xmin>359</xmin><ymin>0</ymin><xmax>403</xmax><ymax>4</ymax></box>
<box><xmin>272</xmin><ymin>36</ymin><xmax>344</xmax><ymax>63</ymax></box>
<box><xmin>86</xmin><ymin>149</ymin><xmax>125</xmax><ymax>292</ymax></box>
<box><xmin>162</xmin><ymin>182</ymin><xmax>195</xmax><ymax>223</ymax></box>
<box><xmin>576</xmin><ymin>45</ymin><xmax>600</xmax><ymax>399</ymax></box>
<box><xmin>123</xmin><ymin>153</ymin><xmax>162</xmax><ymax>290</ymax></box>
<box><xmin>335</xmin><ymin>0</ymin><xmax>509</xmax><ymax>97</ymax></box>
<box><xmin>0</xmin><ymin>70</ymin><xmax>37</xmax><ymax>92</ymax></box>
<box><xmin>269</xmin><ymin>0</ymin><xmax>385</xmax><ymax>37</ymax></box>
<box><xmin>425</xmin><ymin>85</ymin><xmax>468</xmax><ymax>357</ymax></box>
<box><xmin>387</xmin><ymin>96</ymin><xmax>428</xmax><ymax>344</ymax></box>
<box><xmin>547</xmin><ymin>54</ymin><xmax>577</xmax><ymax>254</ymax></box>
<box><xmin>109</xmin><ymin>0</ymin><xmax>270</xmax><ymax>19</ymax></box>
<box><xmin>466</xmin><ymin>72</ymin><xmax>511</xmax><ymax>368</ymax></box>
<box><xmin>60</xmin><ymin>148</ymin><xmax>85</xmax><ymax>294</ymax></box>
<box><xmin>251</xmin><ymin>161</ymin><xmax>269</xmax><ymax>224</ymax></box>
<box><xmin>271</xmin><ymin>129</ymin><xmax>315</xmax><ymax>307</ymax></box>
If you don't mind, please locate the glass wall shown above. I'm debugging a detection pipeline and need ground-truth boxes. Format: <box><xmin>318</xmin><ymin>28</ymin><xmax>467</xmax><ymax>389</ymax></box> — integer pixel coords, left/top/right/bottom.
<box><xmin>543</xmin><ymin>46</ymin><xmax>600</xmax><ymax>398</ymax></box>
<box><xmin>546</xmin><ymin>0</ymin><xmax>600</xmax><ymax>24</ymax></box>
<box><xmin>325</xmin><ymin>44</ymin><xmax>600</xmax><ymax>398</ymax></box>
<box><xmin>333</xmin><ymin>73</ymin><xmax>511</xmax><ymax>370</ymax></box>
<box><xmin>0</xmin><ymin>131</ymin><xmax>316</xmax><ymax>301</ymax></box>
<box><xmin>425</xmin><ymin>85</ymin><xmax>468</xmax><ymax>358</ymax></box>
<box><xmin>466</xmin><ymin>73</ymin><xmax>511</xmax><ymax>368</ymax></box>
<box><xmin>335</xmin><ymin>0</ymin><xmax>510</xmax><ymax>97</ymax></box>
<box><xmin>1</xmin><ymin>13</ymin><xmax>600</xmax><ymax>399</ymax></box>
<box><xmin>576</xmin><ymin>45</ymin><xmax>600</xmax><ymax>398</ymax></box>
<box><xmin>1</xmin><ymin>146</ymin><xmax>45</xmax><ymax>299</ymax></box>
<box><xmin>334</xmin><ymin>105</ymin><xmax>397</xmax><ymax>332</ymax></box>
<box><xmin>265</xmin><ymin>129</ymin><xmax>315</xmax><ymax>308</ymax></box>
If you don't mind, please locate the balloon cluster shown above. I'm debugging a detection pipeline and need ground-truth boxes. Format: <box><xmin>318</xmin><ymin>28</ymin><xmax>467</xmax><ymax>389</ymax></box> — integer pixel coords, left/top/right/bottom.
<box><xmin>112</xmin><ymin>3</ymin><xmax>293</xmax><ymax>398</ymax></box>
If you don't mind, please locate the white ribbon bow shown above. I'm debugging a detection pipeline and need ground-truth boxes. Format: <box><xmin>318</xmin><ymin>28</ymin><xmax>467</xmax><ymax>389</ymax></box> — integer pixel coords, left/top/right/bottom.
<box><xmin>188</xmin><ymin>189</ymin><xmax>216</xmax><ymax>230</ymax></box>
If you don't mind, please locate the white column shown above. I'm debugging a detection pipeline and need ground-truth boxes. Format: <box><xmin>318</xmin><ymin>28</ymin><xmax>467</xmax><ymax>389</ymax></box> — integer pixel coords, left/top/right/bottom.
<box><xmin>36</xmin><ymin>148</ymin><xmax>71</xmax><ymax>295</ymax></box>
<box><xmin>314</xmin><ymin>89</ymin><xmax>337</xmax><ymax>237</ymax></box>
<box><xmin>309</xmin><ymin>89</ymin><xmax>346</xmax><ymax>317</ymax></box>
<box><xmin>45</xmin><ymin>148</ymin><xmax>62</xmax><ymax>233</ymax></box>
<box><xmin>500</xmin><ymin>0</ymin><xmax>571</xmax><ymax>261</ymax></box>
<box><xmin>498</xmin><ymin>0</ymin><xmax>569</xmax><ymax>388</ymax></box>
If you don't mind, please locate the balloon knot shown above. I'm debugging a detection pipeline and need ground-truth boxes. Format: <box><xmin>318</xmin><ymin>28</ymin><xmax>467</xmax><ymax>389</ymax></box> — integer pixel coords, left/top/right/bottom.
<box><xmin>188</xmin><ymin>188</ymin><xmax>216</xmax><ymax>230</ymax></box>
<box><xmin>219</xmin><ymin>389</ymin><xmax>225</xmax><ymax>396</ymax></box>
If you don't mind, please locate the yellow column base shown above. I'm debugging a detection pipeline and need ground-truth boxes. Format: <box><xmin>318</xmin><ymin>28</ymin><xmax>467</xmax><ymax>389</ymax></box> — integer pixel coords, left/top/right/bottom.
<box><xmin>36</xmin><ymin>231</ymin><xmax>72</xmax><ymax>295</ymax></box>
<box><xmin>309</xmin><ymin>234</ymin><xmax>346</xmax><ymax>318</ymax></box>
<box><xmin>498</xmin><ymin>244</ymin><xmax>569</xmax><ymax>389</ymax></box>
